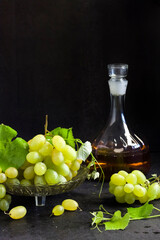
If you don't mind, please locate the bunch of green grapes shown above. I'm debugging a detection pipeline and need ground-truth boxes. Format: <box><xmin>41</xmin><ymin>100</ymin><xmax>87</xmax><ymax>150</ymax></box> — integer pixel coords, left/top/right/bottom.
<box><xmin>109</xmin><ymin>170</ymin><xmax>160</xmax><ymax>204</ymax></box>
<box><xmin>0</xmin><ymin>167</ymin><xmax>13</xmax><ymax>211</ymax></box>
<box><xmin>17</xmin><ymin>134</ymin><xmax>83</xmax><ymax>186</ymax></box>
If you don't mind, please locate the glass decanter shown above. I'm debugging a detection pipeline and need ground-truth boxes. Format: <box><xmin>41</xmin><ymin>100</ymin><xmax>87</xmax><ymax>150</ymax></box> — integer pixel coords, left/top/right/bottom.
<box><xmin>92</xmin><ymin>64</ymin><xmax>150</xmax><ymax>180</ymax></box>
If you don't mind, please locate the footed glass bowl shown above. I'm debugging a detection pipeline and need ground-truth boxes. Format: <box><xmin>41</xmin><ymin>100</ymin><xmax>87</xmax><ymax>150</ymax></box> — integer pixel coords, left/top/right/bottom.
<box><xmin>5</xmin><ymin>165</ymin><xmax>89</xmax><ymax>206</ymax></box>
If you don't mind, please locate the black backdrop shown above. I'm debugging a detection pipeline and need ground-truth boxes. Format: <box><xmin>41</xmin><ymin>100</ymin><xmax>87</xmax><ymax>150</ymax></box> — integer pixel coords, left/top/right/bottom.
<box><xmin>0</xmin><ymin>0</ymin><xmax>160</xmax><ymax>152</ymax></box>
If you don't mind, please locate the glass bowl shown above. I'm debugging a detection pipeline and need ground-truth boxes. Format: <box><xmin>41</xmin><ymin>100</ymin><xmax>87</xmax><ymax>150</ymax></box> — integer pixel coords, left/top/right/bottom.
<box><xmin>5</xmin><ymin>165</ymin><xmax>89</xmax><ymax>206</ymax></box>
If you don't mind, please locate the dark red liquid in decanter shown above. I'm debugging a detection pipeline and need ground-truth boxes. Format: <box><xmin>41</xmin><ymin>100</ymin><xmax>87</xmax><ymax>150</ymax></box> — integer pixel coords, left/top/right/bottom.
<box><xmin>90</xmin><ymin>64</ymin><xmax>151</xmax><ymax>181</ymax></box>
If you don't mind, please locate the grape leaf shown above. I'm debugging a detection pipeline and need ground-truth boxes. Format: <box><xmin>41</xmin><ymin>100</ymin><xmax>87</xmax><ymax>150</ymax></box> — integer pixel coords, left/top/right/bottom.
<box><xmin>91</xmin><ymin>211</ymin><xmax>104</xmax><ymax>225</ymax></box>
<box><xmin>0</xmin><ymin>124</ymin><xmax>29</xmax><ymax>171</ymax></box>
<box><xmin>104</xmin><ymin>211</ymin><xmax>130</xmax><ymax>230</ymax></box>
<box><xmin>77</xmin><ymin>141</ymin><xmax>92</xmax><ymax>161</ymax></box>
<box><xmin>127</xmin><ymin>202</ymin><xmax>154</xmax><ymax>220</ymax></box>
<box><xmin>46</xmin><ymin>127</ymin><xmax>75</xmax><ymax>148</ymax></box>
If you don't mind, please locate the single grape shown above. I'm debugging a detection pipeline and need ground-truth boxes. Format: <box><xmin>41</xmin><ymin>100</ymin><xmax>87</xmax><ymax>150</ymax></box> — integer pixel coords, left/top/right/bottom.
<box><xmin>138</xmin><ymin>192</ymin><xmax>149</xmax><ymax>204</ymax></box>
<box><xmin>126</xmin><ymin>173</ymin><xmax>137</xmax><ymax>185</ymax></box>
<box><xmin>9</xmin><ymin>206</ymin><xmax>27</xmax><ymax>219</ymax></box>
<box><xmin>116</xmin><ymin>196</ymin><xmax>125</xmax><ymax>204</ymax></box>
<box><xmin>71</xmin><ymin>170</ymin><xmax>77</xmax><ymax>178</ymax></box>
<box><xmin>62</xmin><ymin>199</ymin><xmax>78</xmax><ymax>211</ymax></box>
<box><xmin>114</xmin><ymin>185</ymin><xmax>125</xmax><ymax>197</ymax></box>
<box><xmin>131</xmin><ymin>170</ymin><xmax>146</xmax><ymax>184</ymax></box>
<box><xmin>55</xmin><ymin>163</ymin><xmax>70</xmax><ymax>177</ymax></box>
<box><xmin>26</xmin><ymin>151</ymin><xmax>43</xmax><ymax>164</ymax></box>
<box><xmin>34</xmin><ymin>162</ymin><xmax>47</xmax><ymax>176</ymax></box>
<box><xmin>5</xmin><ymin>167</ymin><xmax>18</xmax><ymax>178</ymax></box>
<box><xmin>43</xmin><ymin>156</ymin><xmax>55</xmax><ymax>169</ymax></box>
<box><xmin>0</xmin><ymin>184</ymin><xmax>6</xmax><ymax>198</ymax></box>
<box><xmin>118</xmin><ymin>170</ymin><xmax>128</xmax><ymax>178</ymax></box>
<box><xmin>133</xmin><ymin>185</ymin><xmax>147</xmax><ymax>198</ymax></box>
<box><xmin>52</xmin><ymin>149</ymin><xmax>64</xmax><ymax>166</ymax></box>
<box><xmin>62</xmin><ymin>145</ymin><xmax>77</xmax><ymax>162</ymax></box>
<box><xmin>124</xmin><ymin>183</ymin><xmax>134</xmax><ymax>193</ymax></box>
<box><xmin>6</xmin><ymin>178</ymin><xmax>20</xmax><ymax>185</ymax></box>
<box><xmin>0</xmin><ymin>173</ymin><xmax>7</xmax><ymax>183</ymax></box>
<box><xmin>124</xmin><ymin>193</ymin><xmax>136</xmax><ymax>204</ymax></box>
<box><xmin>52</xmin><ymin>135</ymin><xmax>66</xmax><ymax>152</ymax></box>
<box><xmin>0</xmin><ymin>199</ymin><xmax>9</xmax><ymax>211</ymax></box>
<box><xmin>23</xmin><ymin>166</ymin><xmax>35</xmax><ymax>180</ymax></box>
<box><xmin>65</xmin><ymin>171</ymin><xmax>73</xmax><ymax>181</ymax></box>
<box><xmin>4</xmin><ymin>194</ymin><xmax>12</xmax><ymax>204</ymax></box>
<box><xmin>52</xmin><ymin>205</ymin><xmax>64</xmax><ymax>216</ymax></box>
<box><xmin>20</xmin><ymin>179</ymin><xmax>32</xmax><ymax>186</ymax></box>
<box><xmin>109</xmin><ymin>181</ymin><xmax>116</xmax><ymax>194</ymax></box>
<box><xmin>147</xmin><ymin>182</ymin><xmax>160</xmax><ymax>200</ymax></box>
<box><xmin>44</xmin><ymin>169</ymin><xmax>59</xmax><ymax>185</ymax></box>
<box><xmin>39</xmin><ymin>141</ymin><xmax>53</xmax><ymax>157</ymax></box>
<box><xmin>110</xmin><ymin>173</ymin><xmax>126</xmax><ymax>186</ymax></box>
<box><xmin>29</xmin><ymin>134</ymin><xmax>46</xmax><ymax>151</ymax></box>
<box><xmin>34</xmin><ymin>175</ymin><xmax>47</xmax><ymax>186</ymax></box>
<box><xmin>58</xmin><ymin>175</ymin><xmax>67</xmax><ymax>183</ymax></box>
<box><xmin>70</xmin><ymin>160</ymin><xmax>80</xmax><ymax>171</ymax></box>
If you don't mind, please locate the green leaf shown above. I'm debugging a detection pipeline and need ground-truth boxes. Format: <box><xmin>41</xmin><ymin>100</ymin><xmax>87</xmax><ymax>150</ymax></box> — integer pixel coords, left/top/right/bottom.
<box><xmin>127</xmin><ymin>202</ymin><xmax>154</xmax><ymax>220</ymax></box>
<box><xmin>77</xmin><ymin>141</ymin><xmax>92</xmax><ymax>161</ymax></box>
<box><xmin>0</xmin><ymin>124</ymin><xmax>29</xmax><ymax>171</ymax></box>
<box><xmin>104</xmin><ymin>212</ymin><xmax>130</xmax><ymax>231</ymax></box>
<box><xmin>46</xmin><ymin>127</ymin><xmax>75</xmax><ymax>148</ymax></box>
<box><xmin>0</xmin><ymin>124</ymin><xmax>17</xmax><ymax>142</ymax></box>
<box><xmin>91</xmin><ymin>211</ymin><xmax>104</xmax><ymax>225</ymax></box>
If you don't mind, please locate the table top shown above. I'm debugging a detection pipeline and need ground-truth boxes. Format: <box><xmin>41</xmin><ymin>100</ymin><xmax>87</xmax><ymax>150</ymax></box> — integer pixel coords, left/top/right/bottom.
<box><xmin>0</xmin><ymin>152</ymin><xmax>160</xmax><ymax>240</ymax></box>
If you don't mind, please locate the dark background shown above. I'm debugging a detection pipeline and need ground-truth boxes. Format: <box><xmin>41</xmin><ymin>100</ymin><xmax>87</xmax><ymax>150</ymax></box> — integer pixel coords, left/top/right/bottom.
<box><xmin>0</xmin><ymin>0</ymin><xmax>160</xmax><ymax>152</ymax></box>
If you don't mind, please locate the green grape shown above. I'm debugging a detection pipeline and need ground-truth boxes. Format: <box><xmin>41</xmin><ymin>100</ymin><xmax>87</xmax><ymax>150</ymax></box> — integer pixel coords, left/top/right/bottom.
<box><xmin>110</xmin><ymin>173</ymin><xmax>126</xmax><ymax>186</ymax></box>
<box><xmin>20</xmin><ymin>179</ymin><xmax>32</xmax><ymax>186</ymax></box>
<box><xmin>118</xmin><ymin>170</ymin><xmax>128</xmax><ymax>178</ymax></box>
<box><xmin>109</xmin><ymin>181</ymin><xmax>116</xmax><ymax>194</ymax></box>
<box><xmin>0</xmin><ymin>184</ymin><xmax>6</xmax><ymax>198</ymax></box>
<box><xmin>39</xmin><ymin>141</ymin><xmax>53</xmax><ymax>157</ymax></box>
<box><xmin>124</xmin><ymin>193</ymin><xmax>136</xmax><ymax>204</ymax></box>
<box><xmin>131</xmin><ymin>170</ymin><xmax>146</xmax><ymax>184</ymax></box>
<box><xmin>52</xmin><ymin>135</ymin><xmax>66</xmax><ymax>152</ymax></box>
<box><xmin>34</xmin><ymin>162</ymin><xmax>47</xmax><ymax>176</ymax></box>
<box><xmin>23</xmin><ymin>166</ymin><xmax>35</xmax><ymax>180</ymax></box>
<box><xmin>116</xmin><ymin>196</ymin><xmax>125</xmax><ymax>204</ymax></box>
<box><xmin>62</xmin><ymin>145</ymin><xmax>77</xmax><ymax>162</ymax></box>
<box><xmin>58</xmin><ymin>175</ymin><xmax>67</xmax><ymax>183</ymax></box>
<box><xmin>126</xmin><ymin>173</ymin><xmax>137</xmax><ymax>185</ymax></box>
<box><xmin>34</xmin><ymin>175</ymin><xmax>47</xmax><ymax>186</ymax></box>
<box><xmin>26</xmin><ymin>151</ymin><xmax>43</xmax><ymax>164</ymax></box>
<box><xmin>4</xmin><ymin>194</ymin><xmax>12</xmax><ymax>204</ymax></box>
<box><xmin>29</xmin><ymin>134</ymin><xmax>46</xmax><ymax>151</ymax></box>
<box><xmin>9</xmin><ymin>206</ymin><xmax>27</xmax><ymax>219</ymax></box>
<box><xmin>6</xmin><ymin>178</ymin><xmax>20</xmax><ymax>185</ymax></box>
<box><xmin>52</xmin><ymin>149</ymin><xmax>64</xmax><ymax>166</ymax></box>
<box><xmin>71</xmin><ymin>170</ymin><xmax>77</xmax><ymax>178</ymax></box>
<box><xmin>55</xmin><ymin>163</ymin><xmax>70</xmax><ymax>177</ymax></box>
<box><xmin>65</xmin><ymin>171</ymin><xmax>73</xmax><ymax>181</ymax></box>
<box><xmin>156</xmin><ymin>185</ymin><xmax>160</xmax><ymax>199</ymax></box>
<box><xmin>0</xmin><ymin>173</ymin><xmax>7</xmax><ymax>183</ymax></box>
<box><xmin>124</xmin><ymin>183</ymin><xmax>134</xmax><ymax>193</ymax></box>
<box><xmin>70</xmin><ymin>160</ymin><xmax>80</xmax><ymax>171</ymax></box>
<box><xmin>44</xmin><ymin>169</ymin><xmax>59</xmax><ymax>185</ymax></box>
<box><xmin>5</xmin><ymin>167</ymin><xmax>18</xmax><ymax>178</ymax></box>
<box><xmin>114</xmin><ymin>185</ymin><xmax>125</xmax><ymax>197</ymax></box>
<box><xmin>0</xmin><ymin>199</ymin><xmax>9</xmax><ymax>211</ymax></box>
<box><xmin>147</xmin><ymin>182</ymin><xmax>159</xmax><ymax>200</ymax></box>
<box><xmin>62</xmin><ymin>199</ymin><xmax>78</xmax><ymax>211</ymax></box>
<box><xmin>133</xmin><ymin>185</ymin><xmax>147</xmax><ymax>198</ymax></box>
<box><xmin>43</xmin><ymin>156</ymin><xmax>55</xmax><ymax>169</ymax></box>
<box><xmin>138</xmin><ymin>192</ymin><xmax>149</xmax><ymax>204</ymax></box>
<box><xmin>52</xmin><ymin>205</ymin><xmax>64</xmax><ymax>216</ymax></box>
